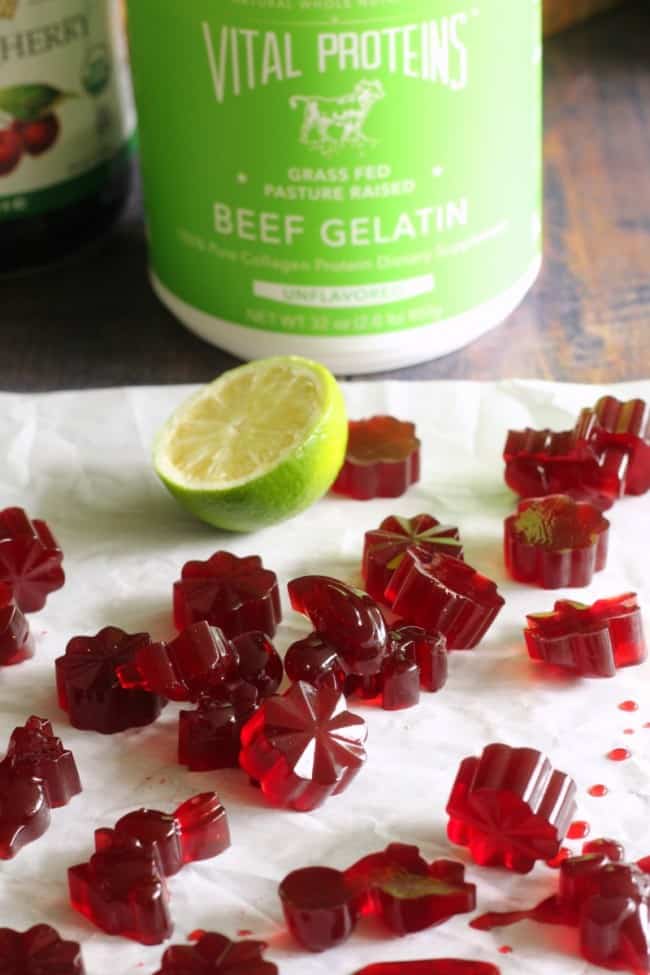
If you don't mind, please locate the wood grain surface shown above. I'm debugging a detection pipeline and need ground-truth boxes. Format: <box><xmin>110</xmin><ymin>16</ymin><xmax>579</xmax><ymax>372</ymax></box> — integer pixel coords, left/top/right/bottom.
<box><xmin>2</xmin><ymin>1</ymin><xmax>649</xmax><ymax>390</ymax></box>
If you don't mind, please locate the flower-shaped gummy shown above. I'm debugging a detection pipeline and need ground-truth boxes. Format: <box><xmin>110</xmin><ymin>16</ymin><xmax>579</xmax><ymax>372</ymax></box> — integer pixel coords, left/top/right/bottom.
<box><xmin>56</xmin><ymin>627</ymin><xmax>165</xmax><ymax>734</ymax></box>
<box><xmin>0</xmin><ymin>924</ymin><xmax>85</xmax><ymax>975</ymax></box>
<box><xmin>504</xmin><ymin>495</ymin><xmax>609</xmax><ymax>589</ymax></box>
<box><xmin>0</xmin><ymin>582</ymin><xmax>34</xmax><ymax>666</ymax></box>
<box><xmin>173</xmin><ymin>552</ymin><xmax>281</xmax><ymax>638</ymax></box>
<box><xmin>525</xmin><ymin>593</ymin><xmax>646</xmax><ymax>677</ymax></box>
<box><xmin>0</xmin><ymin>507</ymin><xmax>65</xmax><ymax>613</ymax></box>
<box><xmin>446</xmin><ymin>743</ymin><xmax>577</xmax><ymax>874</ymax></box>
<box><xmin>363</xmin><ymin>515</ymin><xmax>463</xmax><ymax>603</ymax></box>
<box><xmin>239</xmin><ymin>681</ymin><xmax>367</xmax><ymax>812</ymax></box>
<box><xmin>153</xmin><ymin>931</ymin><xmax>278</xmax><ymax>975</ymax></box>
<box><xmin>576</xmin><ymin>395</ymin><xmax>650</xmax><ymax>496</ymax></box>
<box><xmin>385</xmin><ymin>549</ymin><xmax>504</xmax><ymax>650</ymax></box>
<box><xmin>332</xmin><ymin>416</ymin><xmax>421</xmax><ymax>500</ymax></box>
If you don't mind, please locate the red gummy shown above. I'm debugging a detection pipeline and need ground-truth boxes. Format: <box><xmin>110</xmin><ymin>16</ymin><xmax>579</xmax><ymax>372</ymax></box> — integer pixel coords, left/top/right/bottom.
<box><xmin>114</xmin><ymin>793</ymin><xmax>230</xmax><ymax>876</ymax></box>
<box><xmin>362</xmin><ymin>515</ymin><xmax>463</xmax><ymax>603</ymax></box>
<box><xmin>0</xmin><ymin>716</ymin><xmax>81</xmax><ymax>859</ymax></box>
<box><xmin>503</xmin><ymin>427</ymin><xmax>627</xmax><ymax>510</ymax></box>
<box><xmin>389</xmin><ymin>625</ymin><xmax>448</xmax><ymax>694</ymax></box>
<box><xmin>239</xmin><ymin>681</ymin><xmax>367</xmax><ymax>811</ymax></box>
<box><xmin>352</xmin><ymin>964</ymin><xmax>500</xmax><ymax>975</ymax></box>
<box><xmin>0</xmin><ymin>581</ymin><xmax>34</xmax><ymax>665</ymax></box>
<box><xmin>56</xmin><ymin>626</ymin><xmax>165</xmax><ymax>734</ymax></box>
<box><xmin>0</xmin><ymin>507</ymin><xmax>64</xmax><ymax>612</ymax></box>
<box><xmin>576</xmin><ymin>396</ymin><xmax>650</xmax><ymax>496</ymax></box>
<box><xmin>231</xmin><ymin>631</ymin><xmax>283</xmax><ymax>698</ymax></box>
<box><xmin>289</xmin><ymin>575</ymin><xmax>388</xmax><ymax>676</ymax></box>
<box><xmin>332</xmin><ymin>416</ymin><xmax>421</xmax><ymax>500</ymax></box>
<box><xmin>285</xmin><ymin>632</ymin><xmax>347</xmax><ymax>693</ymax></box>
<box><xmin>446</xmin><ymin>743</ymin><xmax>577</xmax><ymax>873</ymax></box>
<box><xmin>178</xmin><ymin>682</ymin><xmax>259</xmax><ymax>771</ymax></box>
<box><xmin>0</xmin><ymin>924</ymin><xmax>85</xmax><ymax>975</ymax></box>
<box><xmin>68</xmin><ymin>830</ymin><xmax>171</xmax><ymax>945</ymax></box>
<box><xmin>173</xmin><ymin>552</ymin><xmax>281</xmax><ymax>638</ymax></box>
<box><xmin>153</xmin><ymin>931</ymin><xmax>278</xmax><ymax>975</ymax></box>
<box><xmin>504</xmin><ymin>495</ymin><xmax>609</xmax><ymax>589</ymax></box>
<box><xmin>345</xmin><ymin>843</ymin><xmax>476</xmax><ymax>936</ymax></box>
<box><xmin>525</xmin><ymin>593</ymin><xmax>646</xmax><ymax>677</ymax></box>
<box><xmin>385</xmin><ymin>548</ymin><xmax>504</xmax><ymax>650</ymax></box>
<box><xmin>279</xmin><ymin>866</ymin><xmax>358</xmax><ymax>952</ymax></box>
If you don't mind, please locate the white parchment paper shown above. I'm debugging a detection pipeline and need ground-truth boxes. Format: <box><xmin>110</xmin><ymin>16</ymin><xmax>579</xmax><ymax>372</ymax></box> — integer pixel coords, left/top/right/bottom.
<box><xmin>0</xmin><ymin>379</ymin><xmax>649</xmax><ymax>975</ymax></box>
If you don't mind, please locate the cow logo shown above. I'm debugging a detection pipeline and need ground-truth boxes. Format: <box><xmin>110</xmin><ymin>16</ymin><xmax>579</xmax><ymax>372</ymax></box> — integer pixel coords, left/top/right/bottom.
<box><xmin>290</xmin><ymin>80</ymin><xmax>385</xmax><ymax>157</ymax></box>
<box><xmin>0</xmin><ymin>0</ymin><xmax>18</xmax><ymax>18</ymax></box>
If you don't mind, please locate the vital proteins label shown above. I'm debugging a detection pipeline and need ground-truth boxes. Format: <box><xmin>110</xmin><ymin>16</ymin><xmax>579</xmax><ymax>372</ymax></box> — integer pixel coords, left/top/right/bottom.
<box><xmin>128</xmin><ymin>0</ymin><xmax>542</xmax><ymax>337</ymax></box>
<box><xmin>0</xmin><ymin>0</ymin><xmax>135</xmax><ymax>221</ymax></box>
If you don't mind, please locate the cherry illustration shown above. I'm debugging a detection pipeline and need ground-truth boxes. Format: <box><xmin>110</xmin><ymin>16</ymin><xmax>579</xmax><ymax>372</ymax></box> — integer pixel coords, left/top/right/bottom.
<box><xmin>0</xmin><ymin>126</ymin><xmax>23</xmax><ymax>176</ymax></box>
<box><xmin>20</xmin><ymin>113</ymin><xmax>60</xmax><ymax>157</ymax></box>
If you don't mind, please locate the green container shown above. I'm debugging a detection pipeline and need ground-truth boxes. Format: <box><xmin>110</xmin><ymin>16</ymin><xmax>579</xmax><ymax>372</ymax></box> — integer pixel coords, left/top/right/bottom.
<box><xmin>127</xmin><ymin>0</ymin><xmax>542</xmax><ymax>373</ymax></box>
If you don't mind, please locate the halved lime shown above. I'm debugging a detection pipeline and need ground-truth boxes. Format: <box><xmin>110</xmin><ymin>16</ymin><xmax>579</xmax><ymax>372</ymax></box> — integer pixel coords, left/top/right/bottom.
<box><xmin>153</xmin><ymin>356</ymin><xmax>348</xmax><ymax>532</ymax></box>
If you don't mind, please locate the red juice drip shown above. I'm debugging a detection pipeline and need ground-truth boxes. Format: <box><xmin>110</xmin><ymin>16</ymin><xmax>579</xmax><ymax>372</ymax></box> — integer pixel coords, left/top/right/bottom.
<box><xmin>567</xmin><ymin>821</ymin><xmax>590</xmax><ymax>840</ymax></box>
<box><xmin>618</xmin><ymin>700</ymin><xmax>639</xmax><ymax>712</ymax></box>
<box><xmin>588</xmin><ymin>784</ymin><xmax>608</xmax><ymax>797</ymax></box>
<box><xmin>624</xmin><ymin>728</ymin><xmax>635</xmax><ymax>735</ymax></box>
<box><xmin>471</xmin><ymin>910</ymin><xmax>532</xmax><ymax>931</ymax></box>
<box><xmin>607</xmin><ymin>747</ymin><xmax>631</xmax><ymax>762</ymax></box>
<box><xmin>237</xmin><ymin>929</ymin><xmax>253</xmax><ymax>937</ymax></box>
<box><xmin>498</xmin><ymin>947</ymin><xmax>513</xmax><ymax>955</ymax></box>
<box><xmin>187</xmin><ymin>929</ymin><xmax>205</xmax><ymax>942</ymax></box>
<box><xmin>644</xmin><ymin>722</ymin><xmax>650</xmax><ymax>729</ymax></box>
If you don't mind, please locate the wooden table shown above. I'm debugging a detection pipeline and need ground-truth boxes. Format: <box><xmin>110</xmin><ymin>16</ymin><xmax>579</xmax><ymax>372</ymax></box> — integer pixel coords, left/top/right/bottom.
<box><xmin>3</xmin><ymin>1</ymin><xmax>649</xmax><ymax>391</ymax></box>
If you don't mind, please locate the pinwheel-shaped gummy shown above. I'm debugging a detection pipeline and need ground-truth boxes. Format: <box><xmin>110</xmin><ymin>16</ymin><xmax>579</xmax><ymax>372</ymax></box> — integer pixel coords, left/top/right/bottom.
<box><xmin>332</xmin><ymin>416</ymin><xmax>421</xmax><ymax>500</ymax></box>
<box><xmin>0</xmin><ymin>582</ymin><xmax>34</xmax><ymax>666</ymax></box>
<box><xmin>576</xmin><ymin>395</ymin><xmax>650</xmax><ymax>496</ymax></box>
<box><xmin>446</xmin><ymin>743</ymin><xmax>577</xmax><ymax>874</ymax></box>
<box><xmin>525</xmin><ymin>593</ymin><xmax>646</xmax><ymax>677</ymax></box>
<box><xmin>0</xmin><ymin>924</ymin><xmax>85</xmax><ymax>975</ymax></box>
<box><xmin>363</xmin><ymin>514</ymin><xmax>463</xmax><ymax>602</ymax></box>
<box><xmin>239</xmin><ymin>681</ymin><xmax>367</xmax><ymax>812</ymax></box>
<box><xmin>173</xmin><ymin>552</ymin><xmax>281</xmax><ymax>638</ymax></box>
<box><xmin>504</xmin><ymin>495</ymin><xmax>609</xmax><ymax>589</ymax></box>
<box><xmin>0</xmin><ymin>507</ymin><xmax>64</xmax><ymax>613</ymax></box>
<box><xmin>69</xmin><ymin>829</ymin><xmax>171</xmax><ymax>944</ymax></box>
<box><xmin>385</xmin><ymin>549</ymin><xmax>504</xmax><ymax>650</ymax></box>
<box><xmin>154</xmin><ymin>931</ymin><xmax>278</xmax><ymax>975</ymax></box>
<box><xmin>56</xmin><ymin>626</ymin><xmax>165</xmax><ymax>734</ymax></box>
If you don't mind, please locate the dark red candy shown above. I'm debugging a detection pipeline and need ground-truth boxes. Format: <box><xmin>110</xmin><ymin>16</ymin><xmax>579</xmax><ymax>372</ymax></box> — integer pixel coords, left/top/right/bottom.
<box><xmin>231</xmin><ymin>631</ymin><xmax>283</xmax><ymax>698</ymax></box>
<box><xmin>390</xmin><ymin>626</ymin><xmax>448</xmax><ymax>693</ymax></box>
<box><xmin>385</xmin><ymin>549</ymin><xmax>504</xmax><ymax>650</ymax></box>
<box><xmin>2</xmin><ymin>716</ymin><xmax>81</xmax><ymax>807</ymax></box>
<box><xmin>576</xmin><ymin>395</ymin><xmax>650</xmax><ymax>496</ymax></box>
<box><xmin>381</xmin><ymin>650</ymin><xmax>420</xmax><ymax>711</ymax></box>
<box><xmin>153</xmin><ymin>931</ymin><xmax>278</xmax><ymax>975</ymax></box>
<box><xmin>0</xmin><ymin>507</ymin><xmax>64</xmax><ymax>612</ymax></box>
<box><xmin>117</xmin><ymin>622</ymin><xmax>235</xmax><ymax>701</ymax></box>
<box><xmin>352</xmin><ymin>964</ymin><xmax>500</xmax><ymax>975</ymax></box>
<box><xmin>332</xmin><ymin>416</ymin><xmax>421</xmax><ymax>500</ymax></box>
<box><xmin>581</xmin><ymin>862</ymin><xmax>650</xmax><ymax>973</ymax></box>
<box><xmin>0</xmin><ymin>582</ymin><xmax>34</xmax><ymax>665</ymax></box>
<box><xmin>345</xmin><ymin>843</ymin><xmax>476</xmax><ymax>936</ymax></box>
<box><xmin>179</xmin><ymin>683</ymin><xmax>259</xmax><ymax>771</ymax></box>
<box><xmin>239</xmin><ymin>681</ymin><xmax>367</xmax><ymax>811</ymax></box>
<box><xmin>288</xmin><ymin>575</ymin><xmax>388</xmax><ymax>676</ymax></box>
<box><xmin>68</xmin><ymin>830</ymin><xmax>171</xmax><ymax>944</ymax></box>
<box><xmin>56</xmin><ymin>626</ymin><xmax>165</xmax><ymax>734</ymax></box>
<box><xmin>446</xmin><ymin>743</ymin><xmax>577</xmax><ymax>873</ymax></box>
<box><xmin>0</xmin><ymin>924</ymin><xmax>85</xmax><ymax>975</ymax></box>
<box><xmin>284</xmin><ymin>632</ymin><xmax>347</xmax><ymax>693</ymax></box>
<box><xmin>525</xmin><ymin>593</ymin><xmax>646</xmax><ymax>677</ymax></box>
<box><xmin>114</xmin><ymin>793</ymin><xmax>230</xmax><ymax>876</ymax></box>
<box><xmin>279</xmin><ymin>866</ymin><xmax>358</xmax><ymax>952</ymax></box>
<box><xmin>0</xmin><ymin>760</ymin><xmax>50</xmax><ymax>860</ymax></box>
<box><xmin>363</xmin><ymin>515</ymin><xmax>463</xmax><ymax>603</ymax></box>
<box><xmin>504</xmin><ymin>495</ymin><xmax>609</xmax><ymax>589</ymax></box>
<box><xmin>173</xmin><ymin>552</ymin><xmax>281</xmax><ymax>638</ymax></box>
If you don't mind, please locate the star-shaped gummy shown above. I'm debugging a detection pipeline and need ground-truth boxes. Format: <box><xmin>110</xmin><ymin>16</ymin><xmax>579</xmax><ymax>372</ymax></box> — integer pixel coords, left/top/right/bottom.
<box><xmin>331</xmin><ymin>416</ymin><xmax>421</xmax><ymax>499</ymax></box>
<box><xmin>56</xmin><ymin>626</ymin><xmax>165</xmax><ymax>734</ymax></box>
<box><xmin>525</xmin><ymin>593</ymin><xmax>646</xmax><ymax>677</ymax></box>
<box><xmin>173</xmin><ymin>552</ymin><xmax>281</xmax><ymax>638</ymax></box>
<box><xmin>0</xmin><ymin>507</ymin><xmax>65</xmax><ymax>612</ymax></box>
<box><xmin>239</xmin><ymin>681</ymin><xmax>367</xmax><ymax>811</ymax></box>
<box><xmin>446</xmin><ymin>743</ymin><xmax>577</xmax><ymax>874</ymax></box>
<box><xmin>504</xmin><ymin>494</ymin><xmax>609</xmax><ymax>588</ymax></box>
<box><xmin>154</xmin><ymin>931</ymin><xmax>277</xmax><ymax>974</ymax></box>
<box><xmin>0</xmin><ymin>581</ymin><xmax>34</xmax><ymax>666</ymax></box>
<box><xmin>362</xmin><ymin>514</ymin><xmax>463</xmax><ymax>602</ymax></box>
<box><xmin>576</xmin><ymin>395</ymin><xmax>650</xmax><ymax>496</ymax></box>
<box><xmin>0</xmin><ymin>924</ymin><xmax>85</xmax><ymax>975</ymax></box>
